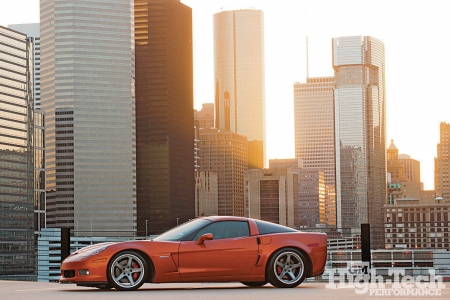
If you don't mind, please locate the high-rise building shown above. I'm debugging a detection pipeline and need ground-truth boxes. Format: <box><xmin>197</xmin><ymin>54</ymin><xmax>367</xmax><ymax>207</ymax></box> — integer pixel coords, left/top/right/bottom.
<box><xmin>8</xmin><ymin>23</ymin><xmax>46</xmax><ymax>241</ymax></box>
<box><xmin>214</xmin><ymin>9</ymin><xmax>265</xmax><ymax>169</ymax></box>
<box><xmin>135</xmin><ymin>0</ymin><xmax>194</xmax><ymax>234</ymax></box>
<box><xmin>333</xmin><ymin>36</ymin><xmax>387</xmax><ymax>245</ymax></box>
<box><xmin>0</xmin><ymin>25</ymin><xmax>34</xmax><ymax>276</ymax></box>
<box><xmin>8</xmin><ymin>23</ymin><xmax>41</xmax><ymax>109</ymax></box>
<box><xmin>194</xmin><ymin>103</ymin><xmax>215</xmax><ymax>129</ymax></box>
<box><xmin>294</xmin><ymin>77</ymin><xmax>335</xmax><ymax>185</ymax></box>
<box><xmin>294</xmin><ymin>76</ymin><xmax>336</xmax><ymax>226</ymax></box>
<box><xmin>40</xmin><ymin>0</ymin><xmax>136</xmax><ymax>235</ymax></box>
<box><xmin>198</xmin><ymin>128</ymin><xmax>248</xmax><ymax>216</ymax></box>
<box><xmin>435</xmin><ymin>122</ymin><xmax>450</xmax><ymax>201</ymax></box>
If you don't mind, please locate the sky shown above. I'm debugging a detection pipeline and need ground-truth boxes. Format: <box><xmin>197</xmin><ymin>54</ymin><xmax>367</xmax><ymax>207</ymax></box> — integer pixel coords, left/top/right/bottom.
<box><xmin>2</xmin><ymin>0</ymin><xmax>449</xmax><ymax>190</ymax></box>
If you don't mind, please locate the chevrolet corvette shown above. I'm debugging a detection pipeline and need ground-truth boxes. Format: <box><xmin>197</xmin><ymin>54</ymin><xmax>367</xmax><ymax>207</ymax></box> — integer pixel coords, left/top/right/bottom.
<box><xmin>60</xmin><ymin>216</ymin><xmax>327</xmax><ymax>290</ymax></box>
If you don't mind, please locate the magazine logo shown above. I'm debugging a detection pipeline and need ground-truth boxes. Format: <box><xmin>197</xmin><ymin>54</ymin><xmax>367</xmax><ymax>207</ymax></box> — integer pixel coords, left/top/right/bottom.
<box><xmin>325</xmin><ymin>262</ymin><xmax>445</xmax><ymax>296</ymax></box>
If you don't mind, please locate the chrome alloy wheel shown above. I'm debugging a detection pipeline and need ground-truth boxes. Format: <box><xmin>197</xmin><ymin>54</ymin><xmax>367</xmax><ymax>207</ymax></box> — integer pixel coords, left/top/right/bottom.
<box><xmin>109</xmin><ymin>252</ymin><xmax>146</xmax><ymax>290</ymax></box>
<box><xmin>272</xmin><ymin>251</ymin><xmax>304</xmax><ymax>285</ymax></box>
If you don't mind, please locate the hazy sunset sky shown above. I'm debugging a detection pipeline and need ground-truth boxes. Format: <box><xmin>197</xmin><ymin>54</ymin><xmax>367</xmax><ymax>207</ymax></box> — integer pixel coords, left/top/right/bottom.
<box><xmin>2</xmin><ymin>0</ymin><xmax>449</xmax><ymax>190</ymax></box>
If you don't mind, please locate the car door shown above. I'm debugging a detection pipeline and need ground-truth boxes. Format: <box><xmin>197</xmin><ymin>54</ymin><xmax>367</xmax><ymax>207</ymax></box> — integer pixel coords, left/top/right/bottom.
<box><xmin>178</xmin><ymin>220</ymin><xmax>259</xmax><ymax>278</ymax></box>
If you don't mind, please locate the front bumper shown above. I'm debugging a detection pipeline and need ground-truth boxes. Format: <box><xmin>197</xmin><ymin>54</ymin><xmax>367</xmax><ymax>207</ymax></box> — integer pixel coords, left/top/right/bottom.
<box><xmin>59</xmin><ymin>255</ymin><xmax>109</xmax><ymax>284</ymax></box>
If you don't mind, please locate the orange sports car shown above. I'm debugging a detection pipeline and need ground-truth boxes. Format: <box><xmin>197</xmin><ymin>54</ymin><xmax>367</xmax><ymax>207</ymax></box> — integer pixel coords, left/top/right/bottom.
<box><xmin>60</xmin><ymin>216</ymin><xmax>327</xmax><ymax>290</ymax></box>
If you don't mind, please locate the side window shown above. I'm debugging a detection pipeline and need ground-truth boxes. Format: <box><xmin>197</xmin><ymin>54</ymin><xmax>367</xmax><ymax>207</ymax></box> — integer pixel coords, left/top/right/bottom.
<box><xmin>193</xmin><ymin>221</ymin><xmax>250</xmax><ymax>240</ymax></box>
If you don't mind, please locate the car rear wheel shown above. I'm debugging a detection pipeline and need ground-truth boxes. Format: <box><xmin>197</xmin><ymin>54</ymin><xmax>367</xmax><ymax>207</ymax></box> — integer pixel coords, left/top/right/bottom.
<box><xmin>107</xmin><ymin>251</ymin><xmax>148</xmax><ymax>291</ymax></box>
<box><xmin>240</xmin><ymin>281</ymin><xmax>268</xmax><ymax>287</ymax></box>
<box><xmin>267</xmin><ymin>248</ymin><xmax>307</xmax><ymax>288</ymax></box>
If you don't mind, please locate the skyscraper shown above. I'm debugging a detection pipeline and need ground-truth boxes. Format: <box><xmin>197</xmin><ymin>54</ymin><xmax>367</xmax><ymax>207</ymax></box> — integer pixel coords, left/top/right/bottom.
<box><xmin>333</xmin><ymin>36</ymin><xmax>386</xmax><ymax>243</ymax></box>
<box><xmin>0</xmin><ymin>25</ymin><xmax>34</xmax><ymax>276</ymax></box>
<box><xmin>8</xmin><ymin>23</ymin><xmax>46</xmax><ymax>241</ymax></box>
<box><xmin>294</xmin><ymin>77</ymin><xmax>336</xmax><ymax>225</ymax></box>
<box><xmin>40</xmin><ymin>0</ymin><xmax>136</xmax><ymax>235</ymax></box>
<box><xmin>294</xmin><ymin>77</ymin><xmax>335</xmax><ymax>185</ymax></box>
<box><xmin>214</xmin><ymin>9</ymin><xmax>265</xmax><ymax>169</ymax></box>
<box><xmin>435</xmin><ymin>122</ymin><xmax>450</xmax><ymax>201</ymax></box>
<box><xmin>135</xmin><ymin>0</ymin><xmax>194</xmax><ymax>234</ymax></box>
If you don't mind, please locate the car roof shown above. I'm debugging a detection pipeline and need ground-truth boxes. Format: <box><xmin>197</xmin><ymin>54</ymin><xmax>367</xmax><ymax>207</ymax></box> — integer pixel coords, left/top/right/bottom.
<box><xmin>200</xmin><ymin>216</ymin><xmax>249</xmax><ymax>222</ymax></box>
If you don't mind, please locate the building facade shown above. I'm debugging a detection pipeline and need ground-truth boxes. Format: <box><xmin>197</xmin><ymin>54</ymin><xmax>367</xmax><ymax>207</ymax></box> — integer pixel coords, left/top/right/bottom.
<box><xmin>245</xmin><ymin>168</ymin><xmax>299</xmax><ymax>228</ymax></box>
<box><xmin>8</xmin><ymin>23</ymin><xmax>41</xmax><ymax>110</ymax></box>
<box><xmin>333</xmin><ymin>36</ymin><xmax>387</xmax><ymax>246</ymax></box>
<box><xmin>385</xmin><ymin>202</ymin><xmax>450</xmax><ymax>249</ymax></box>
<box><xmin>198</xmin><ymin>128</ymin><xmax>248</xmax><ymax>216</ymax></box>
<box><xmin>387</xmin><ymin>140</ymin><xmax>409</xmax><ymax>182</ymax></box>
<box><xmin>135</xmin><ymin>0</ymin><xmax>194</xmax><ymax>234</ymax></box>
<box><xmin>399</xmin><ymin>154</ymin><xmax>421</xmax><ymax>184</ymax></box>
<box><xmin>294</xmin><ymin>76</ymin><xmax>336</xmax><ymax>227</ymax></box>
<box><xmin>0</xmin><ymin>25</ymin><xmax>35</xmax><ymax>276</ymax></box>
<box><xmin>269</xmin><ymin>159</ymin><xmax>335</xmax><ymax>227</ymax></box>
<box><xmin>194</xmin><ymin>103</ymin><xmax>215</xmax><ymax>129</ymax></box>
<box><xmin>298</xmin><ymin>168</ymin><xmax>326</xmax><ymax>227</ymax></box>
<box><xmin>195</xmin><ymin>171</ymin><xmax>218</xmax><ymax>217</ymax></box>
<box><xmin>435</xmin><ymin>122</ymin><xmax>450</xmax><ymax>201</ymax></box>
<box><xmin>214</xmin><ymin>9</ymin><xmax>265</xmax><ymax>169</ymax></box>
<box><xmin>294</xmin><ymin>77</ymin><xmax>335</xmax><ymax>186</ymax></box>
<box><xmin>8</xmin><ymin>23</ymin><xmax>46</xmax><ymax>242</ymax></box>
<box><xmin>40</xmin><ymin>0</ymin><xmax>136</xmax><ymax>235</ymax></box>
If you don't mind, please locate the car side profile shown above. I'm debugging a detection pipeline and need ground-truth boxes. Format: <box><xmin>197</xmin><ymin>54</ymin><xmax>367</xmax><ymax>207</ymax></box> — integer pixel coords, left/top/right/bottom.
<box><xmin>60</xmin><ymin>216</ymin><xmax>327</xmax><ymax>290</ymax></box>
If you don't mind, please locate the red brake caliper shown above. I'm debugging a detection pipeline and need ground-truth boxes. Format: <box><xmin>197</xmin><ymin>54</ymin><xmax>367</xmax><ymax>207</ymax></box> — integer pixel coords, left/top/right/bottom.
<box><xmin>132</xmin><ymin>261</ymin><xmax>139</xmax><ymax>280</ymax></box>
<box><xmin>276</xmin><ymin>260</ymin><xmax>282</xmax><ymax>275</ymax></box>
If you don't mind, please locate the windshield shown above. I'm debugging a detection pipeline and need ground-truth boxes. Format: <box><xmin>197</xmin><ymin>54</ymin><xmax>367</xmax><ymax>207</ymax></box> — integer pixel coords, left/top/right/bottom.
<box><xmin>152</xmin><ymin>218</ymin><xmax>212</xmax><ymax>241</ymax></box>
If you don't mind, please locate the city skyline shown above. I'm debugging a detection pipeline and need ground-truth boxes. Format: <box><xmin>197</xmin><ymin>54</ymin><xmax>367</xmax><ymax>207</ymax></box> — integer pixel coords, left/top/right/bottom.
<box><xmin>3</xmin><ymin>0</ymin><xmax>450</xmax><ymax>189</ymax></box>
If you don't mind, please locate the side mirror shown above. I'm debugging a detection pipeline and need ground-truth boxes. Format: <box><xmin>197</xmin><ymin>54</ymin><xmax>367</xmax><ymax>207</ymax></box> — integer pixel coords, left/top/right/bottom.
<box><xmin>195</xmin><ymin>233</ymin><xmax>213</xmax><ymax>245</ymax></box>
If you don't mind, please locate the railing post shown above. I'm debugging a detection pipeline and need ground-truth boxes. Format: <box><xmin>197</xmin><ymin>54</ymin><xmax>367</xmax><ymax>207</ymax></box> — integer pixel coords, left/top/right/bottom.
<box><xmin>361</xmin><ymin>223</ymin><xmax>371</xmax><ymax>280</ymax></box>
<box><xmin>61</xmin><ymin>228</ymin><xmax>70</xmax><ymax>262</ymax></box>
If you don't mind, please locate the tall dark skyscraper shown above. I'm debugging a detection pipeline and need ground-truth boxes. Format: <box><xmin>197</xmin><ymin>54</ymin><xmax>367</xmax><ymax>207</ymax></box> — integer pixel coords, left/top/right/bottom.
<box><xmin>135</xmin><ymin>0</ymin><xmax>195</xmax><ymax>234</ymax></box>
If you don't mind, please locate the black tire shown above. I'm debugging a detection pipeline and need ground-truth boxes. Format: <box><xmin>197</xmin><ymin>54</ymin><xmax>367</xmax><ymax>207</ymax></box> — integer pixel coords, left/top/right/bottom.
<box><xmin>266</xmin><ymin>248</ymin><xmax>308</xmax><ymax>288</ymax></box>
<box><xmin>96</xmin><ymin>284</ymin><xmax>112</xmax><ymax>289</ymax></box>
<box><xmin>107</xmin><ymin>251</ymin><xmax>148</xmax><ymax>291</ymax></box>
<box><xmin>240</xmin><ymin>281</ymin><xmax>268</xmax><ymax>287</ymax></box>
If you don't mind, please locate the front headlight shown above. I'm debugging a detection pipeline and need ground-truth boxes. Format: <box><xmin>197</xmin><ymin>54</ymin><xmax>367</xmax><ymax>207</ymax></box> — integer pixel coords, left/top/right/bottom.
<box><xmin>79</xmin><ymin>246</ymin><xmax>108</xmax><ymax>258</ymax></box>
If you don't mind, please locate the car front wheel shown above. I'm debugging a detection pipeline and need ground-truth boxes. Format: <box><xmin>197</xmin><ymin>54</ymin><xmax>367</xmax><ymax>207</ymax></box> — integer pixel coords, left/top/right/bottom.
<box><xmin>267</xmin><ymin>248</ymin><xmax>308</xmax><ymax>288</ymax></box>
<box><xmin>107</xmin><ymin>251</ymin><xmax>148</xmax><ymax>291</ymax></box>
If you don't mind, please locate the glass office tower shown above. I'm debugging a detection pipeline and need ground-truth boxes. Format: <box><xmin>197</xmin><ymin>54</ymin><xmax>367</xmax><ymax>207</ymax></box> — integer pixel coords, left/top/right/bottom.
<box><xmin>8</xmin><ymin>23</ymin><xmax>41</xmax><ymax>109</ymax></box>
<box><xmin>135</xmin><ymin>0</ymin><xmax>194</xmax><ymax>234</ymax></box>
<box><xmin>40</xmin><ymin>0</ymin><xmax>136</xmax><ymax>235</ymax></box>
<box><xmin>333</xmin><ymin>36</ymin><xmax>386</xmax><ymax>246</ymax></box>
<box><xmin>0</xmin><ymin>26</ymin><xmax>34</xmax><ymax>276</ymax></box>
<box><xmin>214</xmin><ymin>10</ymin><xmax>265</xmax><ymax>169</ymax></box>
